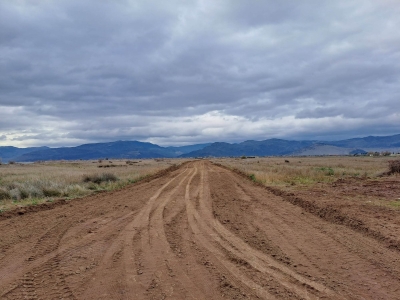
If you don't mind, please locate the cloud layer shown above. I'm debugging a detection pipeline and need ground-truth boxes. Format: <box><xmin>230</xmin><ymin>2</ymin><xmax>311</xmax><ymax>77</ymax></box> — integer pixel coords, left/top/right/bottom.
<box><xmin>1</xmin><ymin>0</ymin><xmax>399</xmax><ymax>147</ymax></box>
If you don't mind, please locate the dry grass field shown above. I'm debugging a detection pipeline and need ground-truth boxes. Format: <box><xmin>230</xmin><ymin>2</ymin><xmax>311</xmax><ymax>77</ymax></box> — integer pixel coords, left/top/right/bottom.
<box><xmin>2</xmin><ymin>156</ymin><xmax>398</xmax><ymax>213</ymax></box>
<box><xmin>0</xmin><ymin>159</ymin><xmax>187</xmax><ymax>212</ymax></box>
<box><xmin>212</xmin><ymin>156</ymin><xmax>398</xmax><ymax>187</ymax></box>
<box><xmin>212</xmin><ymin>156</ymin><xmax>400</xmax><ymax>211</ymax></box>
<box><xmin>212</xmin><ymin>156</ymin><xmax>400</xmax><ymax>251</ymax></box>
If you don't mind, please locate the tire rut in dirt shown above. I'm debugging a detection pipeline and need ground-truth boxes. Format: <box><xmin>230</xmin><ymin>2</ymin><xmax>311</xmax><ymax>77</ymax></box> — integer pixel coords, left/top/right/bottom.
<box><xmin>188</xmin><ymin>163</ymin><xmax>333</xmax><ymax>299</ymax></box>
<box><xmin>1</xmin><ymin>161</ymin><xmax>400</xmax><ymax>299</ymax></box>
<box><xmin>210</xmin><ymin>162</ymin><xmax>400</xmax><ymax>299</ymax></box>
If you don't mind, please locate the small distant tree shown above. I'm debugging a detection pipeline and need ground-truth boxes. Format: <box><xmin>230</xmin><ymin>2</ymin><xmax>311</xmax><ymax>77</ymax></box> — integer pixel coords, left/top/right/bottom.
<box><xmin>382</xmin><ymin>151</ymin><xmax>391</xmax><ymax>156</ymax></box>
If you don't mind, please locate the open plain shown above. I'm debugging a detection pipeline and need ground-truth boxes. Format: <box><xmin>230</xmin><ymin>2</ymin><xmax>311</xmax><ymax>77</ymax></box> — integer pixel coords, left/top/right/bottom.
<box><xmin>0</xmin><ymin>159</ymin><xmax>399</xmax><ymax>299</ymax></box>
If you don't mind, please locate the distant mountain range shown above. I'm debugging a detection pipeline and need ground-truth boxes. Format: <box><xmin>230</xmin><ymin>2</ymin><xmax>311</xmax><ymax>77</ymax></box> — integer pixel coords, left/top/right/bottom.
<box><xmin>179</xmin><ymin>139</ymin><xmax>314</xmax><ymax>157</ymax></box>
<box><xmin>1</xmin><ymin>134</ymin><xmax>400</xmax><ymax>162</ymax></box>
<box><xmin>0</xmin><ymin>141</ymin><xmax>211</xmax><ymax>163</ymax></box>
<box><xmin>181</xmin><ymin>135</ymin><xmax>400</xmax><ymax>158</ymax></box>
<box><xmin>0</xmin><ymin>146</ymin><xmax>50</xmax><ymax>163</ymax></box>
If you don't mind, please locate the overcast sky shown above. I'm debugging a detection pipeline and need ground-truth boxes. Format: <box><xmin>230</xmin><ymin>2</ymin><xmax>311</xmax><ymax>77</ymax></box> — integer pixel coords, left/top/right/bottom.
<box><xmin>1</xmin><ymin>0</ymin><xmax>399</xmax><ymax>147</ymax></box>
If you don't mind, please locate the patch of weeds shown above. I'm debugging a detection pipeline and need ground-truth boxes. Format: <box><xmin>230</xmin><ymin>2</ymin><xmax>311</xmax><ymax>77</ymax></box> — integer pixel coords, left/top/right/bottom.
<box><xmin>0</xmin><ymin>189</ymin><xmax>10</xmax><ymax>200</ymax></box>
<box><xmin>249</xmin><ymin>174</ymin><xmax>256</xmax><ymax>182</ymax></box>
<box><xmin>20</xmin><ymin>189</ymin><xmax>29</xmax><ymax>200</ymax></box>
<box><xmin>87</xmin><ymin>183</ymin><xmax>100</xmax><ymax>190</ymax></box>
<box><xmin>389</xmin><ymin>200</ymin><xmax>400</xmax><ymax>209</ymax></box>
<box><xmin>247</xmin><ymin>173</ymin><xmax>265</xmax><ymax>184</ymax></box>
<box><xmin>316</xmin><ymin>167</ymin><xmax>334</xmax><ymax>176</ymax></box>
<box><xmin>24</xmin><ymin>185</ymin><xmax>43</xmax><ymax>198</ymax></box>
<box><xmin>83</xmin><ymin>173</ymin><xmax>118</xmax><ymax>184</ymax></box>
<box><xmin>11</xmin><ymin>188</ymin><xmax>28</xmax><ymax>200</ymax></box>
<box><xmin>30</xmin><ymin>199</ymin><xmax>39</xmax><ymax>206</ymax></box>
<box><xmin>128</xmin><ymin>177</ymin><xmax>141</xmax><ymax>184</ymax></box>
<box><xmin>389</xmin><ymin>160</ymin><xmax>400</xmax><ymax>174</ymax></box>
<box><xmin>9</xmin><ymin>188</ymin><xmax>21</xmax><ymax>201</ymax></box>
<box><xmin>42</xmin><ymin>188</ymin><xmax>62</xmax><ymax>197</ymax></box>
<box><xmin>127</xmin><ymin>175</ymin><xmax>149</xmax><ymax>184</ymax></box>
<box><xmin>127</xmin><ymin>178</ymin><xmax>137</xmax><ymax>184</ymax></box>
<box><xmin>291</xmin><ymin>176</ymin><xmax>315</xmax><ymax>185</ymax></box>
<box><xmin>64</xmin><ymin>184</ymin><xmax>89</xmax><ymax>197</ymax></box>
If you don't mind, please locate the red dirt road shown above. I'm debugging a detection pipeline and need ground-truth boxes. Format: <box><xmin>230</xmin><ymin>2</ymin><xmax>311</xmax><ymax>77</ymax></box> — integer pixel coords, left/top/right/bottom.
<box><xmin>0</xmin><ymin>161</ymin><xmax>399</xmax><ymax>299</ymax></box>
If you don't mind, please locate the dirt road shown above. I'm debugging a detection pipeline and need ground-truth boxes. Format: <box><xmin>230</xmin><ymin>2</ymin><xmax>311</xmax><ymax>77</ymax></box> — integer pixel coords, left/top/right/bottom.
<box><xmin>0</xmin><ymin>161</ymin><xmax>399</xmax><ymax>299</ymax></box>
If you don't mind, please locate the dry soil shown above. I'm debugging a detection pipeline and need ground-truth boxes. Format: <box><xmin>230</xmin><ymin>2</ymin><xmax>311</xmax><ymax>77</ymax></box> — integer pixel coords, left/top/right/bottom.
<box><xmin>0</xmin><ymin>161</ymin><xmax>399</xmax><ymax>299</ymax></box>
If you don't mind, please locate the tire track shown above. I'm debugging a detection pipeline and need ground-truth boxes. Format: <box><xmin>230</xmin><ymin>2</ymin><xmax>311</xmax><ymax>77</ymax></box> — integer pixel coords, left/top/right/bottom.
<box><xmin>1</xmin><ymin>160</ymin><xmax>400</xmax><ymax>299</ymax></box>
<box><xmin>77</xmin><ymin>165</ymin><xmax>192</xmax><ymax>299</ymax></box>
<box><xmin>185</xmin><ymin>163</ymin><xmax>337</xmax><ymax>299</ymax></box>
<box><xmin>136</xmin><ymin>167</ymin><xmax>206</xmax><ymax>299</ymax></box>
<box><xmin>210</xmin><ymin>162</ymin><xmax>400</xmax><ymax>299</ymax></box>
<box><xmin>0</xmin><ymin>166</ymin><xmax>187</xmax><ymax>299</ymax></box>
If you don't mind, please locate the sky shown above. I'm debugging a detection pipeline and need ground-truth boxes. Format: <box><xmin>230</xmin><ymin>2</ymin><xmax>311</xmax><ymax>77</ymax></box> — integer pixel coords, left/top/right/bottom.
<box><xmin>1</xmin><ymin>0</ymin><xmax>399</xmax><ymax>147</ymax></box>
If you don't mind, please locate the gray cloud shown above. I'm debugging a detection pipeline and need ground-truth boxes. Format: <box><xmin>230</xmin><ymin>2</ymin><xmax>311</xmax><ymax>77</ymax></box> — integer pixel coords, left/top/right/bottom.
<box><xmin>1</xmin><ymin>0</ymin><xmax>400</xmax><ymax>147</ymax></box>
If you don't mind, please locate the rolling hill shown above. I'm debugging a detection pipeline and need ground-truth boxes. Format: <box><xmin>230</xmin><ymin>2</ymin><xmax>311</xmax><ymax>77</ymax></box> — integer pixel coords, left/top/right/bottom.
<box><xmin>179</xmin><ymin>139</ymin><xmax>314</xmax><ymax>157</ymax></box>
<box><xmin>7</xmin><ymin>141</ymin><xmax>211</xmax><ymax>162</ymax></box>
<box><xmin>1</xmin><ymin>134</ymin><xmax>399</xmax><ymax>162</ymax></box>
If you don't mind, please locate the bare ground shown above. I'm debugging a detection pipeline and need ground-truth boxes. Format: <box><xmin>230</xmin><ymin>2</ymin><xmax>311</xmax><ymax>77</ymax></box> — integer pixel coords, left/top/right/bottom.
<box><xmin>0</xmin><ymin>161</ymin><xmax>399</xmax><ymax>299</ymax></box>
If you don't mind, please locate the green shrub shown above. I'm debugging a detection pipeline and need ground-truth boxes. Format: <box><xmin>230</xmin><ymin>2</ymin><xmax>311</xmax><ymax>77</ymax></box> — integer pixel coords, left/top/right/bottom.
<box><xmin>316</xmin><ymin>167</ymin><xmax>334</xmax><ymax>176</ymax></box>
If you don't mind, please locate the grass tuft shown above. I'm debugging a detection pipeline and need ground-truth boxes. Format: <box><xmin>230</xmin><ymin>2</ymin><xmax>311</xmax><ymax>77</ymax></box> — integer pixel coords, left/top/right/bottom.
<box><xmin>249</xmin><ymin>174</ymin><xmax>257</xmax><ymax>182</ymax></box>
<box><xmin>83</xmin><ymin>173</ymin><xmax>118</xmax><ymax>184</ymax></box>
<box><xmin>42</xmin><ymin>188</ymin><xmax>62</xmax><ymax>197</ymax></box>
<box><xmin>0</xmin><ymin>188</ymin><xmax>10</xmax><ymax>200</ymax></box>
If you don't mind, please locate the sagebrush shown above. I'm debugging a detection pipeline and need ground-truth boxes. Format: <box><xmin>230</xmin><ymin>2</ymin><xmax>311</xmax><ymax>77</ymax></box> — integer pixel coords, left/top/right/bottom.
<box><xmin>389</xmin><ymin>160</ymin><xmax>400</xmax><ymax>174</ymax></box>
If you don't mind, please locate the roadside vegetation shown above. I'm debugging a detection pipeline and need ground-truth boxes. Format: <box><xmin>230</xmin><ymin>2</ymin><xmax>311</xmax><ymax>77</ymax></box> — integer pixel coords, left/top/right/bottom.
<box><xmin>213</xmin><ymin>156</ymin><xmax>400</xmax><ymax>211</ymax></box>
<box><xmin>0</xmin><ymin>159</ymin><xmax>186</xmax><ymax>212</ymax></box>
<box><xmin>212</xmin><ymin>156</ymin><xmax>399</xmax><ymax>186</ymax></box>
